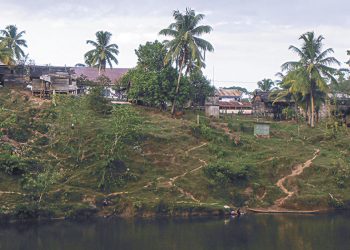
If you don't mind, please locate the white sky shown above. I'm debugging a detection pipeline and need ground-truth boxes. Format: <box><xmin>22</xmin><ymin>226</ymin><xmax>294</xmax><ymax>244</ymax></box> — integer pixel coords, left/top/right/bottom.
<box><xmin>1</xmin><ymin>0</ymin><xmax>350</xmax><ymax>91</ymax></box>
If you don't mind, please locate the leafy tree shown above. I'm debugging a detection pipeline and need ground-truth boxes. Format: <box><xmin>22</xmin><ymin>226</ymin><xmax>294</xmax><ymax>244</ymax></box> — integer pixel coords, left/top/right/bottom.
<box><xmin>84</xmin><ymin>31</ymin><xmax>119</xmax><ymax>74</ymax></box>
<box><xmin>257</xmin><ymin>78</ymin><xmax>275</xmax><ymax>92</ymax></box>
<box><xmin>281</xmin><ymin>31</ymin><xmax>340</xmax><ymax>127</ymax></box>
<box><xmin>159</xmin><ymin>8</ymin><xmax>214</xmax><ymax>115</ymax></box>
<box><xmin>0</xmin><ymin>25</ymin><xmax>27</xmax><ymax>60</ymax></box>
<box><xmin>224</xmin><ymin>86</ymin><xmax>250</xmax><ymax>95</ymax></box>
<box><xmin>122</xmin><ymin>41</ymin><xmax>179</xmax><ymax>110</ymax></box>
<box><xmin>189</xmin><ymin>70</ymin><xmax>215</xmax><ymax>106</ymax></box>
<box><xmin>0</xmin><ymin>41</ymin><xmax>14</xmax><ymax>65</ymax></box>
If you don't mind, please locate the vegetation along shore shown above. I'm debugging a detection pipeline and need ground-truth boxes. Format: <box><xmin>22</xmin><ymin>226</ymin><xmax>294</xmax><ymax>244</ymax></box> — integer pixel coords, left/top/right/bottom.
<box><xmin>0</xmin><ymin>8</ymin><xmax>350</xmax><ymax>221</ymax></box>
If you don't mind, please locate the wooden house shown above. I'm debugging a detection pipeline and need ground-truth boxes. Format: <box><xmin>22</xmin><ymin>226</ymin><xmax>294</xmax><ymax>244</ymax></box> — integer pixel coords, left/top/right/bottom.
<box><xmin>32</xmin><ymin>72</ymin><xmax>77</xmax><ymax>97</ymax></box>
<box><xmin>252</xmin><ymin>90</ymin><xmax>295</xmax><ymax>119</ymax></box>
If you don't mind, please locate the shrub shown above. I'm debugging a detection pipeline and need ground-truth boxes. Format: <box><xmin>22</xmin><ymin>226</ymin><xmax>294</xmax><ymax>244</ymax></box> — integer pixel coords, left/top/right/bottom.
<box><xmin>0</xmin><ymin>154</ymin><xmax>26</xmax><ymax>175</ymax></box>
<box><xmin>98</xmin><ymin>159</ymin><xmax>139</xmax><ymax>191</ymax></box>
<box><xmin>204</xmin><ymin>161</ymin><xmax>257</xmax><ymax>186</ymax></box>
<box><xmin>7</xmin><ymin>127</ymin><xmax>31</xmax><ymax>142</ymax></box>
<box><xmin>86</xmin><ymin>86</ymin><xmax>112</xmax><ymax>115</ymax></box>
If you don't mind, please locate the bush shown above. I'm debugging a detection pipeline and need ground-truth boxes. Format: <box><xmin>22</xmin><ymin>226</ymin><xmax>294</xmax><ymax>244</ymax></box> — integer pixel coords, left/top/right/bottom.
<box><xmin>0</xmin><ymin>154</ymin><xmax>26</xmax><ymax>175</ymax></box>
<box><xmin>98</xmin><ymin>159</ymin><xmax>139</xmax><ymax>191</ymax></box>
<box><xmin>86</xmin><ymin>87</ymin><xmax>112</xmax><ymax>115</ymax></box>
<box><xmin>204</xmin><ymin>161</ymin><xmax>257</xmax><ymax>186</ymax></box>
<box><xmin>7</xmin><ymin>127</ymin><xmax>31</xmax><ymax>142</ymax></box>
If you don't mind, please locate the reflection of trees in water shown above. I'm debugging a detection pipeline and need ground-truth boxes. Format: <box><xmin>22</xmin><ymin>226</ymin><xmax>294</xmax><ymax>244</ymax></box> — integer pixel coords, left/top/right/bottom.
<box><xmin>1</xmin><ymin>215</ymin><xmax>350</xmax><ymax>249</ymax></box>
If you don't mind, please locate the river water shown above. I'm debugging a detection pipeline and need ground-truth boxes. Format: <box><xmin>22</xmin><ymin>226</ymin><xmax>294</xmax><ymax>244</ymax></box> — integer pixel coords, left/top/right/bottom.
<box><xmin>0</xmin><ymin>213</ymin><xmax>350</xmax><ymax>250</ymax></box>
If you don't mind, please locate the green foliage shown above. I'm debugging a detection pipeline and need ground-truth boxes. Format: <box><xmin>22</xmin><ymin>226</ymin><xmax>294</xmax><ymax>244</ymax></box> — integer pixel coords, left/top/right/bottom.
<box><xmin>98</xmin><ymin>159</ymin><xmax>139</xmax><ymax>191</ymax></box>
<box><xmin>188</xmin><ymin>71</ymin><xmax>215</xmax><ymax>106</ymax></box>
<box><xmin>282</xmin><ymin>107</ymin><xmax>296</xmax><ymax>120</ymax></box>
<box><xmin>123</xmin><ymin>41</ymin><xmax>179</xmax><ymax>109</ymax></box>
<box><xmin>224</xmin><ymin>86</ymin><xmax>250</xmax><ymax>95</ymax></box>
<box><xmin>257</xmin><ymin>79</ymin><xmax>275</xmax><ymax>92</ymax></box>
<box><xmin>21</xmin><ymin>166</ymin><xmax>62</xmax><ymax>202</ymax></box>
<box><xmin>86</xmin><ymin>86</ymin><xmax>113</xmax><ymax>115</ymax></box>
<box><xmin>84</xmin><ymin>31</ymin><xmax>119</xmax><ymax>71</ymax></box>
<box><xmin>0</xmin><ymin>154</ymin><xmax>26</xmax><ymax>175</ymax></box>
<box><xmin>204</xmin><ymin>161</ymin><xmax>257</xmax><ymax>186</ymax></box>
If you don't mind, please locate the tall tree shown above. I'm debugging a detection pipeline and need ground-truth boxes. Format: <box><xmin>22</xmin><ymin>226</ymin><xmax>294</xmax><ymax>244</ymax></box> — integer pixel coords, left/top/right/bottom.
<box><xmin>159</xmin><ymin>8</ymin><xmax>214</xmax><ymax>115</ymax></box>
<box><xmin>0</xmin><ymin>25</ymin><xmax>27</xmax><ymax>61</ymax></box>
<box><xmin>257</xmin><ymin>78</ymin><xmax>275</xmax><ymax>91</ymax></box>
<box><xmin>281</xmin><ymin>32</ymin><xmax>340</xmax><ymax>127</ymax></box>
<box><xmin>122</xmin><ymin>41</ymin><xmax>179</xmax><ymax>110</ymax></box>
<box><xmin>84</xmin><ymin>31</ymin><xmax>119</xmax><ymax>75</ymax></box>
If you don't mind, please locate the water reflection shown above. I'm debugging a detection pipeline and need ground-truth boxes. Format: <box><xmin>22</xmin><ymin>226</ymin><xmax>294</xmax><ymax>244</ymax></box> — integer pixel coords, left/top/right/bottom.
<box><xmin>0</xmin><ymin>213</ymin><xmax>350</xmax><ymax>250</ymax></box>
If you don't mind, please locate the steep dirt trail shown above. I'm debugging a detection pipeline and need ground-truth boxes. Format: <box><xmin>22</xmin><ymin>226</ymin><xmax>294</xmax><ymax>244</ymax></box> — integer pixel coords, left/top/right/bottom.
<box><xmin>249</xmin><ymin>149</ymin><xmax>321</xmax><ymax>213</ymax></box>
<box><xmin>274</xmin><ymin>149</ymin><xmax>320</xmax><ymax>207</ymax></box>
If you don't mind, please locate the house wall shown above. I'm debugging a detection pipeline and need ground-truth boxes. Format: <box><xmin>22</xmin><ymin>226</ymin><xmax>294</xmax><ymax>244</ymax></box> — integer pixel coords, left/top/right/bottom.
<box><xmin>205</xmin><ymin>105</ymin><xmax>220</xmax><ymax>118</ymax></box>
<box><xmin>220</xmin><ymin>109</ymin><xmax>252</xmax><ymax>115</ymax></box>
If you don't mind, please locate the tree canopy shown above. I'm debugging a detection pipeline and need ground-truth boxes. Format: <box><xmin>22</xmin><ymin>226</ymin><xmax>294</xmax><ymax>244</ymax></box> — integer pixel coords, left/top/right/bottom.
<box><xmin>0</xmin><ymin>25</ymin><xmax>27</xmax><ymax>61</ymax></box>
<box><xmin>281</xmin><ymin>31</ymin><xmax>340</xmax><ymax>127</ymax></box>
<box><xmin>159</xmin><ymin>8</ymin><xmax>214</xmax><ymax>115</ymax></box>
<box><xmin>84</xmin><ymin>31</ymin><xmax>119</xmax><ymax>74</ymax></box>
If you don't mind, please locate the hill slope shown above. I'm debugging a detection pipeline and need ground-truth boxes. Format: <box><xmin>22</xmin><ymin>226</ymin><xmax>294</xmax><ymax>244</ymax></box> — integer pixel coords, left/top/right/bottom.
<box><xmin>0</xmin><ymin>87</ymin><xmax>350</xmax><ymax>219</ymax></box>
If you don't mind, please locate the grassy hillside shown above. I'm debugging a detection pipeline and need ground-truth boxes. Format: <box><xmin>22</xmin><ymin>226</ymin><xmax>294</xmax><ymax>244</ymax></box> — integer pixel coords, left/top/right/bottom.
<box><xmin>0</xmin><ymin>87</ymin><xmax>350</xmax><ymax>219</ymax></box>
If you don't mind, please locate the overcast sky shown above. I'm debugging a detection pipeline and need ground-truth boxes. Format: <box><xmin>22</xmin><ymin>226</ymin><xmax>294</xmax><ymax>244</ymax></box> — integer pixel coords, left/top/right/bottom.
<box><xmin>1</xmin><ymin>0</ymin><xmax>350</xmax><ymax>90</ymax></box>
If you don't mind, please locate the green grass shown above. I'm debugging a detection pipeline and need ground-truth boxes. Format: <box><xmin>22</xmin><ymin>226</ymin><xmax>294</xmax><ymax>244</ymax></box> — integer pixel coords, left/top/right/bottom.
<box><xmin>1</xmin><ymin>87</ymin><xmax>350</xmax><ymax>219</ymax></box>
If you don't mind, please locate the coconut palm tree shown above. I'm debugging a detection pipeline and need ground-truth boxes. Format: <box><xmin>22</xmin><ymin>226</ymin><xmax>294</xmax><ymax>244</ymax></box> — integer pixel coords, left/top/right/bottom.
<box><xmin>159</xmin><ymin>8</ymin><xmax>214</xmax><ymax>115</ymax></box>
<box><xmin>0</xmin><ymin>25</ymin><xmax>27</xmax><ymax>61</ymax></box>
<box><xmin>257</xmin><ymin>78</ymin><xmax>275</xmax><ymax>91</ymax></box>
<box><xmin>84</xmin><ymin>31</ymin><xmax>119</xmax><ymax>75</ymax></box>
<box><xmin>281</xmin><ymin>31</ymin><xmax>340</xmax><ymax>127</ymax></box>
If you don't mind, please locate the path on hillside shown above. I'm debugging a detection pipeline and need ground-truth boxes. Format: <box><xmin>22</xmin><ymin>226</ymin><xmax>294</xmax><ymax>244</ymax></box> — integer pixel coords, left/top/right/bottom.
<box><xmin>249</xmin><ymin>149</ymin><xmax>320</xmax><ymax>213</ymax></box>
<box><xmin>274</xmin><ymin>149</ymin><xmax>320</xmax><ymax>207</ymax></box>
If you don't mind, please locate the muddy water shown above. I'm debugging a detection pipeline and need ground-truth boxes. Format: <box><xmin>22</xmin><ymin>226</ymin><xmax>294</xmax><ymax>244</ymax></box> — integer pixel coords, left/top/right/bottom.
<box><xmin>0</xmin><ymin>212</ymin><xmax>350</xmax><ymax>250</ymax></box>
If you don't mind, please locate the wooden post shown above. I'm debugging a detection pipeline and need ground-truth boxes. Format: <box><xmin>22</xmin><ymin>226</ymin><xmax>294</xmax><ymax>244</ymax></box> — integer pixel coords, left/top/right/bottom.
<box><xmin>197</xmin><ymin>114</ymin><xmax>200</xmax><ymax>125</ymax></box>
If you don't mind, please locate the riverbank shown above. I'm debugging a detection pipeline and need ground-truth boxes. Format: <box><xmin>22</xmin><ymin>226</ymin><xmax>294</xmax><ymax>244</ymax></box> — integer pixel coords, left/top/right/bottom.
<box><xmin>1</xmin><ymin>87</ymin><xmax>350</xmax><ymax>221</ymax></box>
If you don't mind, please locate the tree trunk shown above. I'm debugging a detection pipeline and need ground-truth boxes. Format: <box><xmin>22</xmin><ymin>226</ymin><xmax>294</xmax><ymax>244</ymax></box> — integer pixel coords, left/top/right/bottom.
<box><xmin>294</xmin><ymin>101</ymin><xmax>298</xmax><ymax>122</ymax></box>
<box><xmin>310</xmin><ymin>90</ymin><xmax>315</xmax><ymax>128</ymax></box>
<box><xmin>171</xmin><ymin>56</ymin><xmax>185</xmax><ymax>116</ymax></box>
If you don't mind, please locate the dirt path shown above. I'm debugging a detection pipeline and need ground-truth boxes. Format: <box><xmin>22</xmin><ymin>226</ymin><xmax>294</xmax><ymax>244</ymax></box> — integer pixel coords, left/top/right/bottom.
<box><xmin>0</xmin><ymin>191</ymin><xmax>26</xmax><ymax>196</ymax></box>
<box><xmin>274</xmin><ymin>149</ymin><xmax>320</xmax><ymax>207</ymax></box>
<box><xmin>185</xmin><ymin>143</ymin><xmax>208</xmax><ymax>156</ymax></box>
<box><xmin>248</xmin><ymin>149</ymin><xmax>320</xmax><ymax>213</ymax></box>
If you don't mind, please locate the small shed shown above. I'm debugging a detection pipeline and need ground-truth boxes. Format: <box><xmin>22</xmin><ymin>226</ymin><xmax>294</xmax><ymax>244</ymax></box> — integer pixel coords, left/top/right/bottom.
<box><xmin>205</xmin><ymin>96</ymin><xmax>220</xmax><ymax>118</ymax></box>
<box><xmin>254</xmin><ymin>121</ymin><xmax>270</xmax><ymax>138</ymax></box>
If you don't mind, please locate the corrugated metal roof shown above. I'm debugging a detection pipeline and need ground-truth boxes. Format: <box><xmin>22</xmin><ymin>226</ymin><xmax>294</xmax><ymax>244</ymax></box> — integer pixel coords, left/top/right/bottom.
<box><xmin>72</xmin><ymin>67</ymin><xmax>129</xmax><ymax>83</ymax></box>
<box><xmin>216</xmin><ymin>88</ymin><xmax>242</xmax><ymax>97</ymax></box>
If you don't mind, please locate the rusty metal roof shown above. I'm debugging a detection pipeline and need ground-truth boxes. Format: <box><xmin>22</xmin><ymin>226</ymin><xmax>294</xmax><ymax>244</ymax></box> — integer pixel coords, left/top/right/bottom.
<box><xmin>72</xmin><ymin>67</ymin><xmax>129</xmax><ymax>83</ymax></box>
<box><xmin>216</xmin><ymin>88</ymin><xmax>242</xmax><ymax>97</ymax></box>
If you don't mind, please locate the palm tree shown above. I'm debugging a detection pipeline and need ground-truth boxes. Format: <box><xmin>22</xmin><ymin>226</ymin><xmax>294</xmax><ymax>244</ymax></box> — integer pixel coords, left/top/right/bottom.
<box><xmin>0</xmin><ymin>42</ymin><xmax>14</xmax><ymax>65</ymax></box>
<box><xmin>84</xmin><ymin>31</ymin><xmax>119</xmax><ymax>75</ymax></box>
<box><xmin>0</xmin><ymin>25</ymin><xmax>27</xmax><ymax>61</ymax></box>
<box><xmin>257</xmin><ymin>78</ymin><xmax>275</xmax><ymax>91</ymax></box>
<box><xmin>159</xmin><ymin>8</ymin><xmax>214</xmax><ymax>115</ymax></box>
<box><xmin>281</xmin><ymin>31</ymin><xmax>340</xmax><ymax>127</ymax></box>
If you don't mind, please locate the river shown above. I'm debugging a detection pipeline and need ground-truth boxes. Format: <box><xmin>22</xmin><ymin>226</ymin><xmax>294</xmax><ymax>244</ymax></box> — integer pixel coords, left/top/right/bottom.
<box><xmin>0</xmin><ymin>212</ymin><xmax>350</xmax><ymax>250</ymax></box>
